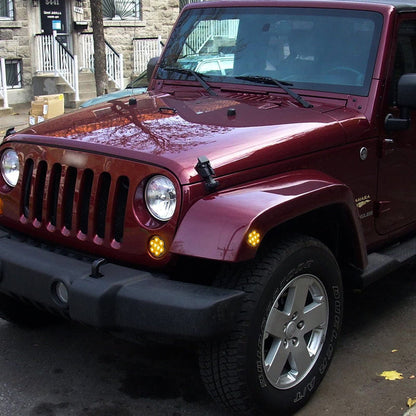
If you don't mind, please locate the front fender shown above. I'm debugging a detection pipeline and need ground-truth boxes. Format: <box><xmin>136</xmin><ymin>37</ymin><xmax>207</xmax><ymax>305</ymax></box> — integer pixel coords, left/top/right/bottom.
<box><xmin>171</xmin><ymin>170</ymin><xmax>366</xmax><ymax>266</ymax></box>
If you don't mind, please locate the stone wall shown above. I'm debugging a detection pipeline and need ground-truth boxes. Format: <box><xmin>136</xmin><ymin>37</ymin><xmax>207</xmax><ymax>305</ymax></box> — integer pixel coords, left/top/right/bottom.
<box><xmin>0</xmin><ymin>0</ymin><xmax>182</xmax><ymax>104</ymax></box>
<box><xmin>0</xmin><ymin>0</ymin><xmax>35</xmax><ymax>103</ymax></box>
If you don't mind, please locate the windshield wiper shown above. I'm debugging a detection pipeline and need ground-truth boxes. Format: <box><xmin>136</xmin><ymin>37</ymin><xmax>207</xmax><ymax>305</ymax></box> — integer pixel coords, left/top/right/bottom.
<box><xmin>159</xmin><ymin>66</ymin><xmax>217</xmax><ymax>96</ymax></box>
<box><xmin>235</xmin><ymin>75</ymin><xmax>312</xmax><ymax>108</ymax></box>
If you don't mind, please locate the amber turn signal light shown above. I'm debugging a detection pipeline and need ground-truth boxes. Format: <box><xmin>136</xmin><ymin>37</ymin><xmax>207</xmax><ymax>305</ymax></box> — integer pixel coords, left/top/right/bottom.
<box><xmin>247</xmin><ymin>230</ymin><xmax>261</xmax><ymax>248</ymax></box>
<box><xmin>148</xmin><ymin>235</ymin><xmax>166</xmax><ymax>258</ymax></box>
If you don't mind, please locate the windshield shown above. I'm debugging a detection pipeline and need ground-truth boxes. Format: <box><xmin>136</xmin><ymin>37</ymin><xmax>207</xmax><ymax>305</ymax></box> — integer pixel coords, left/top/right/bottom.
<box><xmin>158</xmin><ymin>7</ymin><xmax>383</xmax><ymax>96</ymax></box>
<box><xmin>127</xmin><ymin>70</ymin><xmax>148</xmax><ymax>89</ymax></box>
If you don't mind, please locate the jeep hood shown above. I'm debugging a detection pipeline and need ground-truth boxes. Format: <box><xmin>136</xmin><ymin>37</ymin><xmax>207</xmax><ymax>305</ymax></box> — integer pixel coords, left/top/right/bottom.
<box><xmin>14</xmin><ymin>92</ymin><xmax>369</xmax><ymax>185</ymax></box>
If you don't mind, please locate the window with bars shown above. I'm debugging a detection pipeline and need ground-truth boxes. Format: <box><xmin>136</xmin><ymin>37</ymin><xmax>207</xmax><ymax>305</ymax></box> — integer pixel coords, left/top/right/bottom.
<box><xmin>5</xmin><ymin>59</ymin><xmax>22</xmax><ymax>89</ymax></box>
<box><xmin>102</xmin><ymin>0</ymin><xmax>141</xmax><ymax>19</ymax></box>
<box><xmin>0</xmin><ymin>0</ymin><xmax>14</xmax><ymax>19</ymax></box>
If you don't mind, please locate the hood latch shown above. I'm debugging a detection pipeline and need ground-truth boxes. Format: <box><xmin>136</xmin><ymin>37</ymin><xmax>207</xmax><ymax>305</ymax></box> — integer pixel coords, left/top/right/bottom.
<box><xmin>195</xmin><ymin>156</ymin><xmax>219</xmax><ymax>192</ymax></box>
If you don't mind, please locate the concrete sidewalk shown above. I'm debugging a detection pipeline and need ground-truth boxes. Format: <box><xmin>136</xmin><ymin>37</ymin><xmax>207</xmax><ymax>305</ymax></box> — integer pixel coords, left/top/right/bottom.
<box><xmin>0</xmin><ymin>102</ymin><xmax>78</xmax><ymax>139</ymax></box>
<box><xmin>0</xmin><ymin>103</ymin><xmax>32</xmax><ymax>138</ymax></box>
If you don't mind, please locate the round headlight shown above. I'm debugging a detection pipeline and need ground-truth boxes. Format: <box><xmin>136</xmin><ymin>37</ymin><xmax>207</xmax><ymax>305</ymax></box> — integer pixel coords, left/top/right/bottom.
<box><xmin>145</xmin><ymin>175</ymin><xmax>177</xmax><ymax>221</ymax></box>
<box><xmin>1</xmin><ymin>149</ymin><xmax>19</xmax><ymax>187</ymax></box>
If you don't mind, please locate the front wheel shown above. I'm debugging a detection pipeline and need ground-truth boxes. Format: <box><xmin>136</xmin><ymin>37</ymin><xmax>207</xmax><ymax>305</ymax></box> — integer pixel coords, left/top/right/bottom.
<box><xmin>199</xmin><ymin>234</ymin><xmax>343</xmax><ymax>415</ymax></box>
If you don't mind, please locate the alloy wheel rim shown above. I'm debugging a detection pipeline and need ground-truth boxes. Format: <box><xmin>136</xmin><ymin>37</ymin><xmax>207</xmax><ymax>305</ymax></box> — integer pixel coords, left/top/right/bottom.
<box><xmin>262</xmin><ymin>274</ymin><xmax>329</xmax><ymax>389</ymax></box>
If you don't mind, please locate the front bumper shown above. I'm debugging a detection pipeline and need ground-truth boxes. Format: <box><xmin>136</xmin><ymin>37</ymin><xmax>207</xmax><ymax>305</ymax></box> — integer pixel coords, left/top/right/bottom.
<box><xmin>0</xmin><ymin>231</ymin><xmax>244</xmax><ymax>340</ymax></box>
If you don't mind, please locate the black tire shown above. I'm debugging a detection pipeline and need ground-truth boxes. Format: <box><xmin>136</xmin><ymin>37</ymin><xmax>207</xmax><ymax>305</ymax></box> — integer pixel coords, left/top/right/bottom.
<box><xmin>0</xmin><ymin>292</ymin><xmax>59</xmax><ymax>327</ymax></box>
<box><xmin>199</xmin><ymin>234</ymin><xmax>343</xmax><ymax>415</ymax></box>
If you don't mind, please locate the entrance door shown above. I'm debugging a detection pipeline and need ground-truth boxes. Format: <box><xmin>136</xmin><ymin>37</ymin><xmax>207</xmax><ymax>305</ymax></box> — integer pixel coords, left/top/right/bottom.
<box><xmin>40</xmin><ymin>0</ymin><xmax>70</xmax><ymax>48</ymax></box>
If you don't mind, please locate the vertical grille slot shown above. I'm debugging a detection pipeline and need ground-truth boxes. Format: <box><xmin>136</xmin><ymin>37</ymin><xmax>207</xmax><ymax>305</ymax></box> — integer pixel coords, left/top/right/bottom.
<box><xmin>78</xmin><ymin>169</ymin><xmax>93</xmax><ymax>235</ymax></box>
<box><xmin>34</xmin><ymin>161</ymin><xmax>47</xmax><ymax>222</ymax></box>
<box><xmin>21</xmin><ymin>158</ymin><xmax>34</xmax><ymax>219</ymax></box>
<box><xmin>47</xmin><ymin>163</ymin><xmax>62</xmax><ymax>227</ymax></box>
<box><xmin>62</xmin><ymin>166</ymin><xmax>77</xmax><ymax>230</ymax></box>
<box><xmin>112</xmin><ymin>176</ymin><xmax>129</xmax><ymax>242</ymax></box>
<box><xmin>95</xmin><ymin>172</ymin><xmax>111</xmax><ymax>239</ymax></box>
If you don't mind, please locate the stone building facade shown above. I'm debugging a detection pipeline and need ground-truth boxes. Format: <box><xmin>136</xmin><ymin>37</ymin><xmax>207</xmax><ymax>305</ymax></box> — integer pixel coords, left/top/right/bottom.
<box><xmin>0</xmin><ymin>0</ymin><xmax>196</xmax><ymax>105</ymax></box>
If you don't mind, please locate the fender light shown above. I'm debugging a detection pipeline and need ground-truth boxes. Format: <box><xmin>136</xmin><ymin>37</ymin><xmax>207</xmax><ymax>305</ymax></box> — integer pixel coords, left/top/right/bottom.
<box><xmin>247</xmin><ymin>230</ymin><xmax>261</xmax><ymax>248</ymax></box>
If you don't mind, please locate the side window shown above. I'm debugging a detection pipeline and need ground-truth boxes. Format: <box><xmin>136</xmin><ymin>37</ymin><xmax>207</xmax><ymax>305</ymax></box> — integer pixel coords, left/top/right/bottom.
<box><xmin>0</xmin><ymin>0</ymin><xmax>14</xmax><ymax>19</ymax></box>
<box><xmin>390</xmin><ymin>21</ymin><xmax>416</xmax><ymax>105</ymax></box>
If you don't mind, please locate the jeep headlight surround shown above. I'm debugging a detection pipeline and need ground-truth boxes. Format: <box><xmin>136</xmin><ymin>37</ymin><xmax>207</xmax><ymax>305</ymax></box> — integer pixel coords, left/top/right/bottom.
<box><xmin>1</xmin><ymin>149</ymin><xmax>19</xmax><ymax>187</ymax></box>
<box><xmin>145</xmin><ymin>175</ymin><xmax>177</xmax><ymax>221</ymax></box>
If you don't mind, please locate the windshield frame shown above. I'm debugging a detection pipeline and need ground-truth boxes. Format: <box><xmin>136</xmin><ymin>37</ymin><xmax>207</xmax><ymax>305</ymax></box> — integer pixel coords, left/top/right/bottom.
<box><xmin>157</xmin><ymin>6</ymin><xmax>384</xmax><ymax>97</ymax></box>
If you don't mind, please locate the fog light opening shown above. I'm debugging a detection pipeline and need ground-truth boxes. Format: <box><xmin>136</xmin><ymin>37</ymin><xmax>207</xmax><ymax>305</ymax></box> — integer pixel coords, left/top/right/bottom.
<box><xmin>148</xmin><ymin>235</ymin><xmax>166</xmax><ymax>258</ymax></box>
<box><xmin>54</xmin><ymin>281</ymin><xmax>69</xmax><ymax>305</ymax></box>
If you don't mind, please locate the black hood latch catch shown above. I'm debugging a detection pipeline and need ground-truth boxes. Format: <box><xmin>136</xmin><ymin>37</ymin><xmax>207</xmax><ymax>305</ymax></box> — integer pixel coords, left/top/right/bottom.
<box><xmin>195</xmin><ymin>156</ymin><xmax>219</xmax><ymax>192</ymax></box>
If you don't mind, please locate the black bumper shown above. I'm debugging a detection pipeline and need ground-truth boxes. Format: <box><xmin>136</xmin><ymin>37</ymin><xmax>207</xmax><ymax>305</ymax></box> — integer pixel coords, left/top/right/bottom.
<box><xmin>0</xmin><ymin>232</ymin><xmax>244</xmax><ymax>340</ymax></box>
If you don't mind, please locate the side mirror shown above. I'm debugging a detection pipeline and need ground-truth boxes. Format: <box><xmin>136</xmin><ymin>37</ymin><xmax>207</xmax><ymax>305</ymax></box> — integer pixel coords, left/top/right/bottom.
<box><xmin>147</xmin><ymin>56</ymin><xmax>160</xmax><ymax>83</ymax></box>
<box><xmin>397</xmin><ymin>73</ymin><xmax>416</xmax><ymax>108</ymax></box>
<box><xmin>385</xmin><ymin>73</ymin><xmax>416</xmax><ymax>131</ymax></box>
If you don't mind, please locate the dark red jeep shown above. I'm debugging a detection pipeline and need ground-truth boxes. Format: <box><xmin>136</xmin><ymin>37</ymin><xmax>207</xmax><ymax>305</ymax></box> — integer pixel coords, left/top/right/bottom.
<box><xmin>1</xmin><ymin>0</ymin><xmax>416</xmax><ymax>414</ymax></box>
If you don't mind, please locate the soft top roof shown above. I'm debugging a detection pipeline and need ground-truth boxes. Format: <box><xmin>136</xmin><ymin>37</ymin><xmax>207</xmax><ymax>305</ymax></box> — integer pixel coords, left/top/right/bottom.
<box><xmin>183</xmin><ymin>0</ymin><xmax>416</xmax><ymax>13</ymax></box>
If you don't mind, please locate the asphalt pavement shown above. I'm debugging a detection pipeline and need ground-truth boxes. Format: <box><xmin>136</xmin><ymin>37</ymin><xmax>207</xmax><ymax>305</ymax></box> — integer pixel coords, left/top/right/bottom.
<box><xmin>0</xmin><ymin>267</ymin><xmax>415</xmax><ymax>415</ymax></box>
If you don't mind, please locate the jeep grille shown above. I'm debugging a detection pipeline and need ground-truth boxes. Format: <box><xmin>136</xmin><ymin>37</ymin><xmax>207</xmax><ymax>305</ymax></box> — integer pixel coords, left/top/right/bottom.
<box><xmin>20</xmin><ymin>158</ymin><xmax>129</xmax><ymax>244</ymax></box>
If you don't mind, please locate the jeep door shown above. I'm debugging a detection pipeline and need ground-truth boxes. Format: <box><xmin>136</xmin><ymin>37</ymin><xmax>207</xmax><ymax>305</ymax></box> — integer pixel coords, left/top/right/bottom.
<box><xmin>377</xmin><ymin>18</ymin><xmax>416</xmax><ymax>234</ymax></box>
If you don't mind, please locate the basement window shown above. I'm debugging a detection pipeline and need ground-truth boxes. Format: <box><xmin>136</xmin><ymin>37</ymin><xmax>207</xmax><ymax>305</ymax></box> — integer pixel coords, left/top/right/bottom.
<box><xmin>5</xmin><ymin>59</ymin><xmax>22</xmax><ymax>89</ymax></box>
<box><xmin>0</xmin><ymin>0</ymin><xmax>14</xmax><ymax>19</ymax></box>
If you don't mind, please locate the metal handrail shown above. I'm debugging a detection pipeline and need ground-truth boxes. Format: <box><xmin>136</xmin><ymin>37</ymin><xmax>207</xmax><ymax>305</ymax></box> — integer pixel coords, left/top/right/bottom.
<box><xmin>34</xmin><ymin>32</ymin><xmax>79</xmax><ymax>102</ymax></box>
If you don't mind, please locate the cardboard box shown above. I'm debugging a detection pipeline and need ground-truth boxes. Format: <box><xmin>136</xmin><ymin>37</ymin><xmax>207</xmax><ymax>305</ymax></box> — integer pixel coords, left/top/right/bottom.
<box><xmin>30</xmin><ymin>94</ymin><xmax>64</xmax><ymax>120</ymax></box>
<box><xmin>30</xmin><ymin>102</ymin><xmax>48</xmax><ymax>117</ymax></box>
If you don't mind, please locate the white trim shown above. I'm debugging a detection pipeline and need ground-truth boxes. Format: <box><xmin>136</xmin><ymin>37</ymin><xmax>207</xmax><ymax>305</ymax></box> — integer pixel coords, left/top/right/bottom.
<box><xmin>0</xmin><ymin>58</ymin><xmax>9</xmax><ymax>108</ymax></box>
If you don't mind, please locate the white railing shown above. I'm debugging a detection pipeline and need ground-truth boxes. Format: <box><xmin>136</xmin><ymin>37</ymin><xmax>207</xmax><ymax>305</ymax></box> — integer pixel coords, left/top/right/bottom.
<box><xmin>0</xmin><ymin>58</ymin><xmax>8</xmax><ymax>109</ymax></box>
<box><xmin>79</xmin><ymin>33</ymin><xmax>124</xmax><ymax>89</ymax></box>
<box><xmin>105</xmin><ymin>43</ymin><xmax>124</xmax><ymax>89</ymax></box>
<box><xmin>35</xmin><ymin>32</ymin><xmax>79</xmax><ymax>102</ymax></box>
<box><xmin>80</xmin><ymin>33</ymin><xmax>94</xmax><ymax>71</ymax></box>
<box><xmin>133</xmin><ymin>36</ymin><xmax>163</xmax><ymax>74</ymax></box>
<box><xmin>184</xmin><ymin>20</ymin><xmax>239</xmax><ymax>55</ymax></box>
